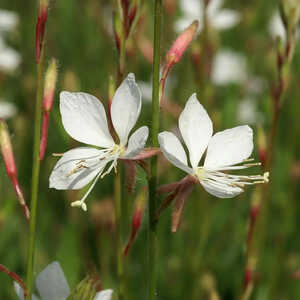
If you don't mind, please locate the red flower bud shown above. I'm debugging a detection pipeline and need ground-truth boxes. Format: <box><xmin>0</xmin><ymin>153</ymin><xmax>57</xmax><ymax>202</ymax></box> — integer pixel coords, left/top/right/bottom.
<box><xmin>35</xmin><ymin>1</ymin><xmax>48</xmax><ymax>63</ymax></box>
<box><xmin>0</xmin><ymin>120</ymin><xmax>30</xmax><ymax>221</ymax></box>
<box><xmin>123</xmin><ymin>188</ymin><xmax>146</xmax><ymax>256</ymax></box>
<box><xmin>40</xmin><ymin>59</ymin><xmax>57</xmax><ymax>161</ymax></box>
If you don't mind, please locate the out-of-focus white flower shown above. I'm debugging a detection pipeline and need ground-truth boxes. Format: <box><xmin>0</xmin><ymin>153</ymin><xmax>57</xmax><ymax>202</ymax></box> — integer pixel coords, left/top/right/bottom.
<box><xmin>0</xmin><ymin>100</ymin><xmax>17</xmax><ymax>119</ymax></box>
<box><xmin>0</xmin><ymin>9</ymin><xmax>21</xmax><ymax>73</ymax></box>
<box><xmin>269</xmin><ymin>12</ymin><xmax>286</xmax><ymax>40</ymax></box>
<box><xmin>211</xmin><ymin>50</ymin><xmax>247</xmax><ymax>85</ymax></box>
<box><xmin>237</xmin><ymin>97</ymin><xmax>263</xmax><ymax>125</ymax></box>
<box><xmin>0</xmin><ymin>9</ymin><xmax>19</xmax><ymax>32</ymax></box>
<box><xmin>49</xmin><ymin>73</ymin><xmax>148</xmax><ymax>211</ymax></box>
<box><xmin>158</xmin><ymin>94</ymin><xmax>268</xmax><ymax>198</ymax></box>
<box><xmin>0</xmin><ymin>37</ymin><xmax>21</xmax><ymax>72</ymax></box>
<box><xmin>175</xmin><ymin>0</ymin><xmax>240</xmax><ymax>33</ymax></box>
<box><xmin>14</xmin><ymin>261</ymin><xmax>113</xmax><ymax>300</ymax></box>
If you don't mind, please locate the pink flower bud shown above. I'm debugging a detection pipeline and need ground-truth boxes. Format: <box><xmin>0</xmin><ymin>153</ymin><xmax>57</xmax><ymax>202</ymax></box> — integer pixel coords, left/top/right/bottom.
<box><xmin>42</xmin><ymin>59</ymin><xmax>57</xmax><ymax>112</ymax></box>
<box><xmin>0</xmin><ymin>120</ymin><xmax>30</xmax><ymax>221</ymax></box>
<box><xmin>123</xmin><ymin>189</ymin><xmax>146</xmax><ymax>256</ymax></box>
<box><xmin>0</xmin><ymin>120</ymin><xmax>17</xmax><ymax>178</ymax></box>
<box><xmin>40</xmin><ymin>59</ymin><xmax>57</xmax><ymax>161</ymax></box>
<box><xmin>166</xmin><ymin>20</ymin><xmax>198</xmax><ymax>65</ymax></box>
<box><xmin>35</xmin><ymin>1</ymin><xmax>48</xmax><ymax>64</ymax></box>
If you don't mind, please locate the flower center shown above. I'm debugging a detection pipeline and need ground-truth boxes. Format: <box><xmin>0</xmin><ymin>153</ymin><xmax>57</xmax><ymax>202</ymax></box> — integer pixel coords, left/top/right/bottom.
<box><xmin>195</xmin><ymin>167</ymin><xmax>207</xmax><ymax>181</ymax></box>
<box><xmin>111</xmin><ymin>144</ymin><xmax>126</xmax><ymax>157</ymax></box>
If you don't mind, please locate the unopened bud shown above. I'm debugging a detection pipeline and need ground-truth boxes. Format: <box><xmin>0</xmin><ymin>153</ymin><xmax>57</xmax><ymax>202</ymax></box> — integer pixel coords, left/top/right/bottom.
<box><xmin>0</xmin><ymin>120</ymin><xmax>17</xmax><ymax>178</ymax></box>
<box><xmin>40</xmin><ymin>59</ymin><xmax>57</xmax><ymax>161</ymax></box>
<box><xmin>257</xmin><ymin>126</ymin><xmax>267</xmax><ymax>166</ymax></box>
<box><xmin>160</xmin><ymin>21</ymin><xmax>198</xmax><ymax>105</ymax></box>
<box><xmin>113</xmin><ymin>13</ymin><xmax>123</xmax><ymax>53</ymax></box>
<box><xmin>36</xmin><ymin>0</ymin><xmax>48</xmax><ymax>63</ymax></box>
<box><xmin>68</xmin><ymin>277</ymin><xmax>97</xmax><ymax>299</ymax></box>
<box><xmin>0</xmin><ymin>120</ymin><xmax>29</xmax><ymax>221</ymax></box>
<box><xmin>280</xmin><ymin>0</ymin><xmax>300</xmax><ymax>29</ymax></box>
<box><xmin>166</xmin><ymin>20</ymin><xmax>199</xmax><ymax>65</ymax></box>
<box><xmin>42</xmin><ymin>59</ymin><xmax>57</xmax><ymax>112</ymax></box>
<box><xmin>123</xmin><ymin>188</ymin><xmax>147</xmax><ymax>256</ymax></box>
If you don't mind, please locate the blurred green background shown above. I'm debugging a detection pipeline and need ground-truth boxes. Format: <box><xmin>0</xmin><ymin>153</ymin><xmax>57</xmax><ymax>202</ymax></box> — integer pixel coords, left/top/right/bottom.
<box><xmin>0</xmin><ymin>0</ymin><xmax>300</xmax><ymax>299</ymax></box>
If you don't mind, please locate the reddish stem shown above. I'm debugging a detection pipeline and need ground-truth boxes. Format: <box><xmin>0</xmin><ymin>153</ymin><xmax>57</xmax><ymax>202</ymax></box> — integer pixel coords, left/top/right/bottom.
<box><xmin>39</xmin><ymin>111</ymin><xmax>49</xmax><ymax>161</ymax></box>
<box><xmin>0</xmin><ymin>264</ymin><xmax>27</xmax><ymax>298</ymax></box>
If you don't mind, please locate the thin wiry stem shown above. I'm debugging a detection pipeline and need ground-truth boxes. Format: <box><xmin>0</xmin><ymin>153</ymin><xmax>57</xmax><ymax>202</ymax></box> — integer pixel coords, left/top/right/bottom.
<box><xmin>25</xmin><ymin>50</ymin><xmax>44</xmax><ymax>300</ymax></box>
<box><xmin>148</xmin><ymin>1</ymin><xmax>162</xmax><ymax>299</ymax></box>
<box><xmin>240</xmin><ymin>10</ymin><xmax>297</xmax><ymax>300</ymax></box>
<box><xmin>114</xmin><ymin>164</ymin><xmax>125</xmax><ymax>300</ymax></box>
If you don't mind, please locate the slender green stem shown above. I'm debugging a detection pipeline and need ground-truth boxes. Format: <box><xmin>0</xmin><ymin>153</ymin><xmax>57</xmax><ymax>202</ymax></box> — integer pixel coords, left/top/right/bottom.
<box><xmin>114</xmin><ymin>165</ymin><xmax>124</xmax><ymax>300</ymax></box>
<box><xmin>26</xmin><ymin>52</ymin><xmax>44</xmax><ymax>300</ymax></box>
<box><xmin>148</xmin><ymin>1</ymin><xmax>162</xmax><ymax>299</ymax></box>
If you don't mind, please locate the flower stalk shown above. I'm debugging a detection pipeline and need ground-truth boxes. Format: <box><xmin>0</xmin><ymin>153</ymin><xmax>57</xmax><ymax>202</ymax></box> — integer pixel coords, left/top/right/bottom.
<box><xmin>26</xmin><ymin>1</ymin><xmax>49</xmax><ymax>298</ymax></box>
<box><xmin>241</xmin><ymin>3</ymin><xmax>299</xmax><ymax>298</ymax></box>
<box><xmin>0</xmin><ymin>120</ymin><xmax>30</xmax><ymax>221</ymax></box>
<box><xmin>148</xmin><ymin>0</ymin><xmax>162</xmax><ymax>299</ymax></box>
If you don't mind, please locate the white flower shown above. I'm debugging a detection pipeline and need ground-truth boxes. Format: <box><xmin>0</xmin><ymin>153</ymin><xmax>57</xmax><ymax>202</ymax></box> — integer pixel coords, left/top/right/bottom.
<box><xmin>0</xmin><ymin>100</ymin><xmax>17</xmax><ymax>119</ymax></box>
<box><xmin>0</xmin><ymin>9</ymin><xmax>19</xmax><ymax>32</ymax></box>
<box><xmin>49</xmin><ymin>73</ymin><xmax>148</xmax><ymax>211</ymax></box>
<box><xmin>269</xmin><ymin>12</ymin><xmax>286</xmax><ymax>40</ymax></box>
<box><xmin>175</xmin><ymin>0</ymin><xmax>240</xmax><ymax>33</ymax></box>
<box><xmin>211</xmin><ymin>50</ymin><xmax>247</xmax><ymax>85</ymax></box>
<box><xmin>158</xmin><ymin>94</ymin><xmax>268</xmax><ymax>198</ymax></box>
<box><xmin>14</xmin><ymin>261</ymin><xmax>113</xmax><ymax>300</ymax></box>
<box><xmin>0</xmin><ymin>37</ymin><xmax>21</xmax><ymax>73</ymax></box>
<box><xmin>237</xmin><ymin>97</ymin><xmax>264</xmax><ymax>125</ymax></box>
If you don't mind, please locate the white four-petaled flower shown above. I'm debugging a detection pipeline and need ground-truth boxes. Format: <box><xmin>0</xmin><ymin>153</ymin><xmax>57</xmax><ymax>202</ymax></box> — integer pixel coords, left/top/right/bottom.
<box><xmin>158</xmin><ymin>94</ymin><xmax>269</xmax><ymax>198</ymax></box>
<box><xmin>49</xmin><ymin>73</ymin><xmax>148</xmax><ymax>211</ymax></box>
<box><xmin>14</xmin><ymin>261</ymin><xmax>113</xmax><ymax>300</ymax></box>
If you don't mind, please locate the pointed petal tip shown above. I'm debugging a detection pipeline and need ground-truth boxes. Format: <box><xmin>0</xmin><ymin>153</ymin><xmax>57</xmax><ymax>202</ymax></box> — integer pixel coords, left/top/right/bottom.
<box><xmin>126</xmin><ymin>73</ymin><xmax>136</xmax><ymax>81</ymax></box>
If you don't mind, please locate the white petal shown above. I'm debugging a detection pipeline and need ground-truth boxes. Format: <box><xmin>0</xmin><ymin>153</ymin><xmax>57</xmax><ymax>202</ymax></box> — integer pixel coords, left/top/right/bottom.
<box><xmin>179</xmin><ymin>94</ymin><xmax>213</xmax><ymax>169</ymax></box>
<box><xmin>158</xmin><ymin>131</ymin><xmax>192</xmax><ymax>174</ymax></box>
<box><xmin>36</xmin><ymin>262</ymin><xmax>70</xmax><ymax>300</ymax></box>
<box><xmin>0</xmin><ymin>9</ymin><xmax>19</xmax><ymax>32</ymax></box>
<box><xmin>211</xmin><ymin>10</ymin><xmax>240</xmax><ymax>29</ymax></box>
<box><xmin>94</xmin><ymin>289</ymin><xmax>114</xmax><ymax>300</ymax></box>
<box><xmin>123</xmin><ymin>126</ymin><xmax>149</xmax><ymax>159</ymax></box>
<box><xmin>14</xmin><ymin>282</ymin><xmax>39</xmax><ymax>300</ymax></box>
<box><xmin>60</xmin><ymin>91</ymin><xmax>114</xmax><ymax>148</ymax></box>
<box><xmin>204</xmin><ymin>125</ymin><xmax>253</xmax><ymax>169</ymax></box>
<box><xmin>111</xmin><ymin>73</ymin><xmax>142</xmax><ymax>145</ymax></box>
<box><xmin>200</xmin><ymin>180</ymin><xmax>243</xmax><ymax>198</ymax></box>
<box><xmin>49</xmin><ymin>147</ymin><xmax>105</xmax><ymax>190</ymax></box>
